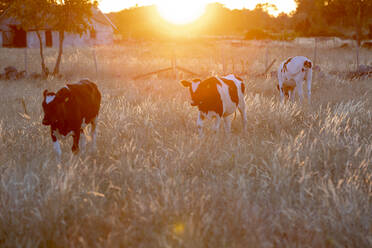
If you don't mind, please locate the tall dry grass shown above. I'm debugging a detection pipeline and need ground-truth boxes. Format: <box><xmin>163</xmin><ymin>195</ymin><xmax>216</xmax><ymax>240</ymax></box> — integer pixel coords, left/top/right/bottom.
<box><xmin>0</xmin><ymin>41</ymin><xmax>371</xmax><ymax>247</ymax></box>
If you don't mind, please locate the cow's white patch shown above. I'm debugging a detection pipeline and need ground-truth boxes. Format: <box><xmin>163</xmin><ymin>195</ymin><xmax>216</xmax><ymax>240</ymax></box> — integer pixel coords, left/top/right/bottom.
<box><xmin>79</xmin><ymin>132</ymin><xmax>86</xmax><ymax>153</ymax></box>
<box><xmin>53</xmin><ymin>130</ymin><xmax>73</xmax><ymax>140</ymax></box>
<box><xmin>81</xmin><ymin>118</ymin><xmax>87</xmax><ymax>129</ymax></box>
<box><xmin>215</xmin><ymin>77</ymin><xmax>237</xmax><ymax>116</ymax></box>
<box><xmin>46</xmin><ymin>95</ymin><xmax>55</xmax><ymax>104</ymax></box>
<box><xmin>53</xmin><ymin>141</ymin><xmax>62</xmax><ymax>157</ymax></box>
<box><xmin>191</xmin><ymin>81</ymin><xmax>200</xmax><ymax>92</ymax></box>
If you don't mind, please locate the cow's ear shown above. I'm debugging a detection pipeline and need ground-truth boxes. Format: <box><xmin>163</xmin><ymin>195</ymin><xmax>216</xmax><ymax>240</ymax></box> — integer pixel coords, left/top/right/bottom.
<box><xmin>304</xmin><ymin>61</ymin><xmax>312</xmax><ymax>69</ymax></box>
<box><xmin>43</xmin><ymin>90</ymin><xmax>48</xmax><ymax>98</ymax></box>
<box><xmin>180</xmin><ymin>80</ymin><xmax>191</xmax><ymax>88</ymax></box>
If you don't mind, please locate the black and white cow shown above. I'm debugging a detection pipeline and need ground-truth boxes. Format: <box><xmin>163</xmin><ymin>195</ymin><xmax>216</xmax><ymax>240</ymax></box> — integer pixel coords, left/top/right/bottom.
<box><xmin>42</xmin><ymin>79</ymin><xmax>101</xmax><ymax>159</ymax></box>
<box><xmin>277</xmin><ymin>56</ymin><xmax>312</xmax><ymax>103</ymax></box>
<box><xmin>181</xmin><ymin>74</ymin><xmax>247</xmax><ymax>136</ymax></box>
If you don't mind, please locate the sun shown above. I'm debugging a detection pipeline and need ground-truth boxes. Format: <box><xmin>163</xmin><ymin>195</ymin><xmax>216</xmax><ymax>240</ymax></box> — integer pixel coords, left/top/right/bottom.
<box><xmin>156</xmin><ymin>1</ymin><xmax>206</xmax><ymax>25</ymax></box>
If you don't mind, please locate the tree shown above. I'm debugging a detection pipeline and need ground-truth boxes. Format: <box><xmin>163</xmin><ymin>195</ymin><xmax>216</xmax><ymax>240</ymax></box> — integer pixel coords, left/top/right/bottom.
<box><xmin>50</xmin><ymin>0</ymin><xmax>96</xmax><ymax>75</ymax></box>
<box><xmin>294</xmin><ymin>0</ymin><xmax>372</xmax><ymax>38</ymax></box>
<box><xmin>2</xmin><ymin>0</ymin><xmax>53</xmax><ymax>76</ymax></box>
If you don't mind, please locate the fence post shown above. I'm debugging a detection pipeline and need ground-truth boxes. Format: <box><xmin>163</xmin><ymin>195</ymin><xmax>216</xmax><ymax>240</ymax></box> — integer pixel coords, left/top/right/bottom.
<box><xmin>172</xmin><ymin>51</ymin><xmax>177</xmax><ymax>80</ymax></box>
<box><xmin>313</xmin><ymin>38</ymin><xmax>318</xmax><ymax>81</ymax></box>
<box><xmin>265</xmin><ymin>45</ymin><xmax>269</xmax><ymax>69</ymax></box>
<box><xmin>313</xmin><ymin>38</ymin><xmax>317</xmax><ymax>66</ymax></box>
<box><xmin>92</xmin><ymin>46</ymin><xmax>98</xmax><ymax>76</ymax></box>
<box><xmin>24</xmin><ymin>47</ymin><xmax>28</xmax><ymax>75</ymax></box>
<box><xmin>222</xmin><ymin>55</ymin><xmax>226</xmax><ymax>75</ymax></box>
<box><xmin>356</xmin><ymin>41</ymin><xmax>360</xmax><ymax>70</ymax></box>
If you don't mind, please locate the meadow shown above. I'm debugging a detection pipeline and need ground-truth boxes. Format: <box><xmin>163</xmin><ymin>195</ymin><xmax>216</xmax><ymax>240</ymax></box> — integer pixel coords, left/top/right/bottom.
<box><xmin>0</xmin><ymin>40</ymin><xmax>371</xmax><ymax>247</ymax></box>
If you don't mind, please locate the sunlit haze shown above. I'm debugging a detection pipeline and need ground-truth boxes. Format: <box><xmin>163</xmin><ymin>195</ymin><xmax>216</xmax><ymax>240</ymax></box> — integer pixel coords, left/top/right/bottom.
<box><xmin>99</xmin><ymin>0</ymin><xmax>297</xmax><ymax>23</ymax></box>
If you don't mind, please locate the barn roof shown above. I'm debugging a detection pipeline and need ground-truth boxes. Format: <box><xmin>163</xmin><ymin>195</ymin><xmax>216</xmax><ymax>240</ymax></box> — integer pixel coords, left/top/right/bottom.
<box><xmin>92</xmin><ymin>8</ymin><xmax>117</xmax><ymax>30</ymax></box>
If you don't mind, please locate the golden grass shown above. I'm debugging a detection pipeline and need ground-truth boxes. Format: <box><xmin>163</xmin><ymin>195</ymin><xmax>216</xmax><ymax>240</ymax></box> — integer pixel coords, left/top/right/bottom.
<box><xmin>0</xmin><ymin>41</ymin><xmax>371</xmax><ymax>247</ymax></box>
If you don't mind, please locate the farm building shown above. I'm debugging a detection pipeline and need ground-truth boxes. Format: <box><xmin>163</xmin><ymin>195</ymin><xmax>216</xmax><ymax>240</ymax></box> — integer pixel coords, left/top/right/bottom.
<box><xmin>0</xmin><ymin>8</ymin><xmax>116</xmax><ymax>48</ymax></box>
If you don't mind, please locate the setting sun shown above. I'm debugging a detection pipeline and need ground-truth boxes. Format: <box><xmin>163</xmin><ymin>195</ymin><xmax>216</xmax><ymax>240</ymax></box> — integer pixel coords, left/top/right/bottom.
<box><xmin>99</xmin><ymin>1</ymin><xmax>297</xmax><ymax>17</ymax></box>
<box><xmin>156</xmin><ymin>1</ymin><xmax>206</xmax><ymax>24</ymax></box>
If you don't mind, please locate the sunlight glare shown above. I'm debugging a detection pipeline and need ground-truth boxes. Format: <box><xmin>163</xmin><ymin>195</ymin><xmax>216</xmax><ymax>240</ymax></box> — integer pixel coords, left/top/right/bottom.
<box><xmin>156</xmin><ymin>0</ymin><xmax>206</xmax><ymax>24</ymax></box>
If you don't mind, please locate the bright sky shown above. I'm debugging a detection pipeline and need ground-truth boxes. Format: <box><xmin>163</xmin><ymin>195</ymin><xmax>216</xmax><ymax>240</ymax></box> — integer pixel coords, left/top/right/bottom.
<box><xmin>99</xmin><ymin>0</ymin><xmax>297</xmax><ymax>24</ymax></box>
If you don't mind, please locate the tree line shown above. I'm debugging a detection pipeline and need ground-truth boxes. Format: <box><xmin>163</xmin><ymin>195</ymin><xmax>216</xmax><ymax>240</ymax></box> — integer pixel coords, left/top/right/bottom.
<box><xmin>108</xmin><ymin>1</ymin><xmax>372</xmax><ymax>41</ymax></box>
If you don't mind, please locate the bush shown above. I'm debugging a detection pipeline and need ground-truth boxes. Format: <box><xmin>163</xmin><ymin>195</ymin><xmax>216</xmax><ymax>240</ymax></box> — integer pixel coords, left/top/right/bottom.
<box><xmin>244</xmin><ymin>29</ymin><xmax>272</xmax><ymax>40</ymax></box>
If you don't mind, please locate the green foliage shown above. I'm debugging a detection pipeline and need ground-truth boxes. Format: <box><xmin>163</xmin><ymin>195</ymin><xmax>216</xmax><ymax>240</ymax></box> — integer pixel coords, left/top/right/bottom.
<box><xmin>3</xmin><ymin>0</ymin><xmax>53</xmax><ymax>31</ymax></box>
<box><xmin>51</xmin><ymin>0</ymin><xmax>96</xmax><ymax>35</ymax></box>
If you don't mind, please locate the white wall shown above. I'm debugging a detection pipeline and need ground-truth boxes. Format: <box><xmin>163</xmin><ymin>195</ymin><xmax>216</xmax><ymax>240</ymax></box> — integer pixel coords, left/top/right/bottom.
<box><xmin>27</xmin><ymin>31</ymin><xmax>46</xmax><ymax>48</ymax></box>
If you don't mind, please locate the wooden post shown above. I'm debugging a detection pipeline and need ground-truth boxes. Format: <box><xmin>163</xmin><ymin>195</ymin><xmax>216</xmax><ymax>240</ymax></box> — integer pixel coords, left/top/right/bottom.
<box><xmin>24</xmin><ymin>47</ymin><xmax>28</xmax><ymax>75</ymax></box>
<box><xmin>313</xmin><ymin>38</ymin><xmax>318</xmax><ymax>81</ymax></box>
<box><xmin>356</xmin><ymin>43</ymin><xmax>360</xmax><ymax>70</ymax></box>
<box><xmin>92</xmin><ymin>46</ymin><xmax>98</xmax><ymax>76</ymax></box>
<box><xmin>356</xmin><ymin>3</ymin><xmax>361</xmax><ymax>71</ymax></box>
<box><xmin>313</xmin><ymin>38</ymin><xmax>317</xmax><ymax>66</ymax></box>
<box><xmin>222</xmin><ymin>56</ymin><xmax>226</xmax><ymax>74</ymax></box>
<box><xmin>172</xmin><ymin>51</ymin><xmax>177</xmax><ymax>80</ymax></box>
<box><xmin>265</xmin><ymin>45</ymin><xmax>269</xmax><ymax>69</ymax></box>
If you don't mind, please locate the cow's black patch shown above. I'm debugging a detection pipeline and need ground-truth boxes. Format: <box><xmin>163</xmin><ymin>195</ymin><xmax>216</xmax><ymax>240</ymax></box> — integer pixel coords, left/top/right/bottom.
<box><xmin>191</xmin><ymin>77</ymin><xmax>223</xmax><ymax>116</ymax></box>
<box><xmin>220</xmin><ymin>78</ymin><xmax>239</xmax><ymax>106</ymax></box>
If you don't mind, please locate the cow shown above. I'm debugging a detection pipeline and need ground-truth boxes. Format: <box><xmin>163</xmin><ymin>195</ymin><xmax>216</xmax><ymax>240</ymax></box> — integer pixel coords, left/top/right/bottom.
<box><xmin>276</xmin><ymin>79</ymin><xmax>296</xmax><ymax>100</ymax></box>
<box><xmin>181</xmin><ymin>74</ymin><xmax>247</xmax><ymax>136</ymax></box>
<box><xmin>277</xmin><ymin>56</ymin><xmax>312</xmax><ymax>104</ymax></box>
<box><xmin>42</xmin><ymin>79</ymin><xmax>101</xmax><ymax>159</ymax></box>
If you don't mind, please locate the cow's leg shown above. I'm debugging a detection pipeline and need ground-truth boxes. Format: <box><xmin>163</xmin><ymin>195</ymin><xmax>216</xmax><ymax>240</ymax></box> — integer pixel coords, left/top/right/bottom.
<box><xmin>296</xmin><ymin>80</ymin><xmax>304</xmax><ymax>104</ymax></box>
<box><xmin>90</xmin><ymin>117</ymin><xmax>98</xmax><ymax>152</ymax></box>
<box><xmin>238</xmin><ymin>103</ymin><xmax>247</xmax><ymax>131</ymax></box>
<box><xmin>289</xmin><ymin>88</ymin><xmax>295</xmax><ymax>102</ymax></box>
<box><xmin>306</xmin><ymin>69</ymin><xmax>312</xmax><ymax>105</ymax></box>
<box><xmin>213</xmin><ymin>115</ymin><xmax>221</xmax><ymax>132</ymax></box>
<box><xmin>51</xmin><ymin>128</ymin><xmax>62</xmax><ymax>161</ymax></box>
<box><xmin>278</xmin><ymin>75</ymin><xmax>285</xmax><ymax>103</ymax></box>
<box><xmin>197</xmin><ymin>112</ymin><xmax>204</xmax><ymax>137</ymax></box>
<box><xmin>72</xmin><ymin>130</ymin><xmax>80</xmax><ymax>154</ymax></box>
<box><xmin>79</xmin><ymin>129</ymin><xmax>86</xmax><ymax>154</ymax></box>
<box><xmin>223</xmin><ymin>116</ymin><xmax>232</xmax><ymax>133</ymax></box>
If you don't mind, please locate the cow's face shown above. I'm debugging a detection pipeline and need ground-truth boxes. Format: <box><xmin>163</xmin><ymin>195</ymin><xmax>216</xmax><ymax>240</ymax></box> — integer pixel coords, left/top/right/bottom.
<box><xmin>42</xmin><ymin>88</ymin><xmax>71</xmax><ymax>126</ymax></box>
<box><xmin>181</xmin><ymin>79</ymin><xmax>205</xmax><ymax>106</ymax></box>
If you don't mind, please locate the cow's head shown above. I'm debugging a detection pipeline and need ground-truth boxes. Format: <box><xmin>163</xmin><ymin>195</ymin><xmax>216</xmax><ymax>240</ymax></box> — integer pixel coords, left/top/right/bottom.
<box><xmin>304</xmin><ymin>60</ymin><xmax>312</xmax><ymax>69</ymax></box>
<box><xmin>181</xmin><ymin>78</ymin><xmax>205</xmax><ymax>106</ymax></box>
<box><xmin>277</xmin><ymin>83</ymin><xmax>295</xmax><ymax>98</ymax></box>
<box><xmin>42</xmin><ymin>88</ymin><xmax>71</xmax><ymax>126</ymax></box>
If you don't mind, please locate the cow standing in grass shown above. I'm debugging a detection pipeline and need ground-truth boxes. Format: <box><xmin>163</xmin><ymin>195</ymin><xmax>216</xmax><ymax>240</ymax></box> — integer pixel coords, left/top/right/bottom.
<box><xmin>277</xmin><ymin>56</ymin><xmax>313</xmax><ymax>103</ymax></box>
<box><xmin>42</xmin><ymin>79</ymin><xmax>101</xmax><ymax>160</ymax></box>
<box><xmin>181</xmin><ymin>74</ymin><xmax>247</xmax><ymax>136</ymax></box>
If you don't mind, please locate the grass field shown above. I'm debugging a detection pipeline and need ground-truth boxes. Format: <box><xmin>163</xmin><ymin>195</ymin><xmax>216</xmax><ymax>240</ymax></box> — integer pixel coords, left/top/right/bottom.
<box><xmin>0</xmin><ymin>41</ymin><xmax>371</xmax><ymax>247</ymax></box>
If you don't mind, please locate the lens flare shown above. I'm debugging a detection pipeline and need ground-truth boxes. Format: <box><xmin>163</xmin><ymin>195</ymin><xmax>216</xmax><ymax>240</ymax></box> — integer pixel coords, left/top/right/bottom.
<box><xmin>156</xmin><ymin>1</ymin><xmax>206</xmax><ymax>24</ymax></box>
